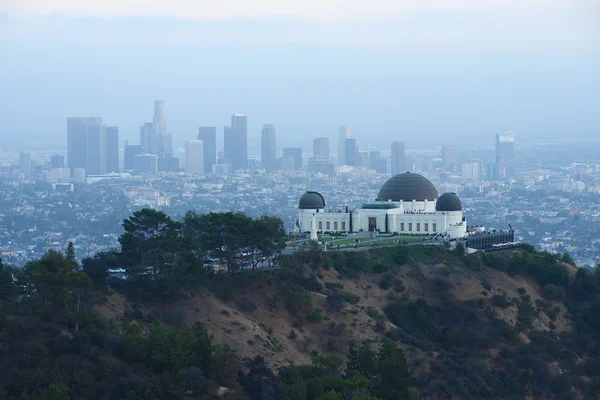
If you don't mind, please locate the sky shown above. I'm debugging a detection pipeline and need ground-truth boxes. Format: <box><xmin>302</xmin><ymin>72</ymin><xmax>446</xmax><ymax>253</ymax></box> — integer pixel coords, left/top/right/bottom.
<box><xmin>0</xmin><ymin>0</ymin><xmax>599</xmax><ymax>151</ymax></box>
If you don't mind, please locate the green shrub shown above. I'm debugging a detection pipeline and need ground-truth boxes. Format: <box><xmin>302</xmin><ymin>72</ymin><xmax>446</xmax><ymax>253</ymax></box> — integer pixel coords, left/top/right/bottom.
<box><xmin>379</xmin><ymin>273</ymin><xmax>394</xmax><ymax>290</ymax></box>
<box><xmin>307</xmin><ymin>308</ymin><xmax>325</xmax><ymax>323</ymax></box>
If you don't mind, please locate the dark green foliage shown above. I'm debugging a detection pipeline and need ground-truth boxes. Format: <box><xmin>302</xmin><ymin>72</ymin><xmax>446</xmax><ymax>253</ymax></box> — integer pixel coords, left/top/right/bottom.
<box><xmin>491</xmin><ymin>295</ymin><xmax>512</xmax><ymax>308</ymax></box>
<box><xmin>379</xmin><ymin>273</ymin><xmax>394</xmax><ymax>290</ymax></box>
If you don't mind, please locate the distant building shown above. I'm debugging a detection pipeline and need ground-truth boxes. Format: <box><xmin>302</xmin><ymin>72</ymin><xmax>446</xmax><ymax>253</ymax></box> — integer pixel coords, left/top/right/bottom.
<box><xmin>462</xmin><ymin>162</ymin><xmax>480</xmax><ymax>180</ymax></box>
<box><xmin>344</xmin><ymin>138</ymin><xmax>358</xmax><ymax>166</ymax></box>
<box><xmin>106</xmin><ymin>127</ymin><xmax>119</xmax><ymax>173</ymax></box>
<box><xmin>212</xmin><ymin>163</ymin><xmax>233</xmax><ymax>175</ymax></box>
<box><xmin>158</xmin><ymin>156</ymin><xmax>180</xmax><ymax>173</ymax></box>
<box><xmin>224</xmin><ymin>114</ymin><xmax>248</xmax><ymax>170</ymax></box>
<box><xmin>86</xmin><ymin>123</ymin><xmax>107</xmax><ymax>175</ymax></box>
<box><xmin>124</xmin><ymin>144</ymin><xmax>143</xmax><ymax>170</ymax></box>
<box><xmin>338</xmin><ymin>126</ymin><xmax>351</xmax><ymax>165</ymax></box>
<box><xmin>282</xmin><ymin>147</ymin><xmax>302</xmax><ymax>170</ymax></box>
<box><xmin>391</xmin><ymin>141</ymin><xmax>406</xmax><ymax>175</ymax></box>
<box><xmin>134</xmin><ymin>153</ymin><xmax>158</xmax><ymax>175</ymax></box>
<box><xmin>298</xmin><ymin>173</ymin><xmax>467</xmax><ymax>239</ymax></box>
<box><xmin>369</xmin><ymin>151</ymin><xmax>387</xmax><ymax>174</ymax></box>
<box><xmin>185</xmin><ymin>140</ymin><xmax>204</xmax><ymax>175</ymax></box>
<box><xmin>442</xmin><ymin>146</ymin><xmax>460</xmax><ymax>172</ymax></box>
<box><xmin>277</xmin><ymin>156</ymin><xmax>296</xmax><ymax>171</ymax></box>
<box><xmin>67</xmin><ymin>117</ymin><xmax>104</xmax><ymax>177</ymax></box>
<box><xmin>19</xmin><ymin>151</ymin><xmax>31</xmax><ymax>177</ymax></box>
<box><xmin>261</xmin><ymin>124</ymin><xmax>277</xmax><ymax>172</ymax></box>
<box><xmin>313</xmin><ymin>137</ymin><xmax>329</xmax><ymax>161</ymax></box>
<box><xmin>50</xmin><ymin>154</ymin><xmax>64</xmax><ymax>169</ymax></box>
<box><xmin>495</xmin><ymin>131</ymin><xmax>515</xmax><ymax>179</ymax></box>
<box><xmin>198</xmin><ymin>127</ymin><xmax>217</xmax><ymax>173</ymax></box>
<box><xmin>66</xmin><ymin>117</ymin><xmax>119</xmax><ymax>177</ymax></box>
<box><xmin>140</xmin><ymin>122</ymin><xmax>157</xmax><ymax>154</ymax></box>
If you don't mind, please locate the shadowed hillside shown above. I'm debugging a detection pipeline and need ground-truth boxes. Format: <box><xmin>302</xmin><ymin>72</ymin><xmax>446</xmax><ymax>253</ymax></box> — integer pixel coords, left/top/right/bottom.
<box><xmin>1</xmin><ymin>210</ymin><xmax>599</xmax><ymax>400</ymax></box>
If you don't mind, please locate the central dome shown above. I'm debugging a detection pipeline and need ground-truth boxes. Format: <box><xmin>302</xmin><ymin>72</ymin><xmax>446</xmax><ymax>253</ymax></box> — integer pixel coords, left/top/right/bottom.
<box><xmin>299</xmin><ymin>191</ymin><xmax>325</xmax><ymax>209</ymax></box>
<box><xmin>378</xmin><ymin>172</ymin><xmax>439</xmax><ymax>202</ymax></box>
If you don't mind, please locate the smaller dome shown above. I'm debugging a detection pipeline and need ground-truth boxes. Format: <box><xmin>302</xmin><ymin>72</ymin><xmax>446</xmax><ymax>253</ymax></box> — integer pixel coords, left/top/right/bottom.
<box><xmin>436</xmin><ymin>192</ymin><xmax>462</xmax><ymax>212</ymax></box>
<box><xmin>299</xmin><ymin>191</ymin><xmax>325</xmax><ymax>209</ymax></box>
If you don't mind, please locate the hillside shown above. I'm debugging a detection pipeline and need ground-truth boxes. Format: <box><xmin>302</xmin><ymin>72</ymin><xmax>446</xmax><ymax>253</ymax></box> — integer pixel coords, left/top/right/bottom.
<box><xmin>2</xmin><ymin>209</ymin><xmax>599</xmax><ymax>400</ymax></box>
<box><xmin>97</xmin><ymin>244</ymin><xmax>598</xmax><ymax>400</ymax></box>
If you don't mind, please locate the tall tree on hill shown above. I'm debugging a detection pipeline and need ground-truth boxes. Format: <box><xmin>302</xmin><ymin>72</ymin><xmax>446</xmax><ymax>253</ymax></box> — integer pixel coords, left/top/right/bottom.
<box><xmin>119</xmin><ymin>208</ymin><xmax>182</xmax><ymax>279</ymax></box>
<box><xmin>19</xmin><ymin>250</ymin><xmax>96</xmax><ymax>329</ymax></box>
<box><xmin>65</xmin><ymin>241</ymin><xmax>77</xmax><ymax>268</ymax></box>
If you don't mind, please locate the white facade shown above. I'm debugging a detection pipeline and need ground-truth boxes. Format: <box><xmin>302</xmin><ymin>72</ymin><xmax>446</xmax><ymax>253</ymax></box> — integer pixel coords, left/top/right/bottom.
<box><xmin>297</xmin><ymin>175</ymin><xmax>467</xmax><ymax>239</ymax></box>
<box><xmin>185</xmin><ymin>140</ymin><xmax>204</xmax><ymax>175</ymax></box>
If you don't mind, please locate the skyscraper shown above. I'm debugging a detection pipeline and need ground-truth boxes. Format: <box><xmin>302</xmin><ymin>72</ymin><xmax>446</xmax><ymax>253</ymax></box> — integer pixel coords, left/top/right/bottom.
<box><xmin>106</xmin><ymin>127</ymin><xmax>119</xmax><ymax>173</ymax></box>
<box><xmin>441</xmin><ymin>146</ymin><xmax>460</xmax><ymax>172</ymax></box>
<box><xmin>338</xmin><ymin>126</ymin><xmax>351</xmax><ymax>165</ymax></box>
<box><xmin>282</xmin><ymin>147</ymin><xmax>302</xmax><ymax>170</ymax></box>
<box><xmin>153</xmin><ymin>100</ymin><xmax>166</xmax><ymax>135</ymax></box>
<box><xmin>185</xmin><ymin>140</ymin><xmax>204</xmax><ymax>175</ymax></box>
<box><xmin>19</xmin><ymin>151</ymin><xmax>31</xmax><ymax>177</ymax></box>
<box><xmin>462</xmin><ymin>161</ymin><xmax>481</xmax><ymax>180</ymax></box>
<box><xmin>67</xmin><ymin>117</ymin><xmax>105</xmax><ymax>176</ymax></box>
<box><xmin>134</xmin><ymin>153</ymin><xmax>158</xmax><ymax>175</ymax></box>
<box><xmin>344</xmin><ymin>138</ymin><xmax>358</xmax><ymax>166</ymax></box>
<box><xmin>261</xmin><ymin>124</ymin><xmax>277</xmax><ymax>172</ymax></box>
<box><xmin>495</xmin><ymin>131</ymin><xmax>515</xmax><ymax>179</ymax></box>
<box><xmin>198</xmin><ymin>127</ymin><xmax>217</xmax><ymax>173</ymax></box>
<box><xmin>86</xmin><ymin>122</ymin><xmax>107</xmax><ymax>175</ymax></box>
<box><xmin>124</xmin><ymin>144</ymin><xmax>143</xmax><ymax>170</ymax></box>
<box><xmin>313</xmin><ymin>137</ymin><xmax>329</xmax><ymax>161</ymax></box>
<box><xmin>224</xmin><ymin>114</ymin><xmax>248</xmax><ymax>170</ymax></box>
<box><xmin>50</xmin><ymin>154</ymin><xmax>64</xmax><ymax>169</ymax></box>
<box><xmin>391</xmin><ymin>141</ymin><xmax>406</xmax><ymax>175</ymax></box>
<box><xmin>140</xmin><ymin>122</ymin><xmax>157</xmax><ymax>154</ymax></box>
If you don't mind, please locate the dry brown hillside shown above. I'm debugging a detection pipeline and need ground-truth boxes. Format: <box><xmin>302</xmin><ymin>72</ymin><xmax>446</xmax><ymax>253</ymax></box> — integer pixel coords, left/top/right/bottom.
<box><xmin>98</xmin><ymin>247</ymin><xmax>574</xmax><ymax>372</ymax></box>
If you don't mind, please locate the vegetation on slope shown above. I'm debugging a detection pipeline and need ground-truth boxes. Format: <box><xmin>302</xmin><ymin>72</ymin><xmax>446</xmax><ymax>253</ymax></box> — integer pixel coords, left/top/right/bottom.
<box><xmin>1</xmin><ymin>208</ymin><xmax>599</xmax><ymax>400</ymax></box>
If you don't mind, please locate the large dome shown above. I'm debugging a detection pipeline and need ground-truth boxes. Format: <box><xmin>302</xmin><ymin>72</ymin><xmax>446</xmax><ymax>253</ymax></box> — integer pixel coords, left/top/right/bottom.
<box><xmin>299</xmin><ymin>191</ymin><xmax>325</xmax><ymax>209</ymax></box>
<box><xmin>377</xmin><ymin>172</ymin><xmax>439</xmax><ymax>202</ymax></box>
<box><xmin>436</xmin><ymin>192</ymin><xmax>462</xmax><ymax>212</ymax></box>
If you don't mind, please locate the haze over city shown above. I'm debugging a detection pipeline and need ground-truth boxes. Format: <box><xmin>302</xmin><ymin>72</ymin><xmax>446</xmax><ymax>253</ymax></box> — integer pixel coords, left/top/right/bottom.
<box><xmin>1</xmin><ymin>0</ymin><xmax>599</xmax><ymax>149</ymax></box>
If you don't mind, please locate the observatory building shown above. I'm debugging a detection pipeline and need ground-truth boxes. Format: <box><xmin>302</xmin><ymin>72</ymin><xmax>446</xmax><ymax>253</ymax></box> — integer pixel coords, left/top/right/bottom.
<box><xmin>297</xmin><ymin>172</ymin><xmax>467</xmax><ymax>239</ymax></box>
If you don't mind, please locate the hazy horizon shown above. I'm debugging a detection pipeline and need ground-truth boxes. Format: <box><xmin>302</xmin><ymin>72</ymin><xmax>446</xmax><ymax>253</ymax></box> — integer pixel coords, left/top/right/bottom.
<box><xmin>1</xmin><ymin>1</ymin><xmax>598</xmax><ymax>149</ymax></box>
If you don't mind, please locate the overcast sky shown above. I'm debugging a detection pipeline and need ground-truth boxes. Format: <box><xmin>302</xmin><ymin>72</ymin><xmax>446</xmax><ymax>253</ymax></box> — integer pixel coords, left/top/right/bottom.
<box><xmin>1</xmin><ymin>0</ymin><xmax>599</xmax><ymax>150</ymax></box>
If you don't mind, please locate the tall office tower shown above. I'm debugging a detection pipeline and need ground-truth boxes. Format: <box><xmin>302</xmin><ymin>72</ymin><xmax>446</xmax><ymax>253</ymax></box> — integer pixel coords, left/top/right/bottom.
<box><xmin>50</xmin><ymin>154</ymin><xmax>64</xmax><ymax>169</ymax></box>
<box><xmin>391</xmin><ymin>141</ymin><xmax>406</xmax><ymax>175</ymax></box>
<box><xmin>261</xmin><ymin>124</ymin><xmax>277</xmax><ymax>172</ymax></box>
<box><xmin>153</xmin><ymin>100</ymin><xmax>166</xmax><ymax>135</ymax></box>
<box><xmin>198</xmin><ymin>127</ymin><xmax>217</xmax><ymax>173</ymax></box>
<box><xmin>442</xmin><ymin>146</ymin><xmax>461</xmax><ymax>171</ymax></box>
<box><xmin>344</xmin><ymin>138</ymin><xmax>358</xmax><ymax>166</ymax></box>
<box><xmin>140</xmin><ymin>122</ymin><xmax>156</xmax><ymax>154</ymax></box>
<box><xmin>67</xmin><ymin>117</ymin><xmax>100</xmax><ymax>173</ymax></box>
<box><xmin>338</xmin><ymin>126</ymin><xmax>351</xmax><ymax>165</ymax></box>
<box><xmin>313</xmin><ymin>137</ymin><xmax>329</xmax><ymax>161</ymax></box>
<box><xmin>134</xmin><ymin>153</ymin><xmax>158</xmax><ymax>175</ymax></box>
<box><xmin>106</xmin><ymin>127</ymin><xmax>119</xmax><ymax>173</ymax></box>
<box><xmin>282</xmin><ymin>147</ymin><xmax>302</xmax><ymax>170</ymax></box>
<box><xmin>19</xmin><ymin>151</ymin><xmax>31</xmax><ymax>177</ymax></box>
<box><xmin>185</xmin><ymin>140</ymin><xmax>204</xmax><ymax>175</ymax></box>
<box><xmin>495</xmin><ymin>131</ymin><xmax>515</xmax><ymax>179</ymax></box>
<box><xmin>86</xmin><ymin>122</ymin><xmax>107</xmax><ymax>175</ymax></box>
<box><xmin>67</xmin><ymin>117</ymin><xmax>107</xmax><ymax>176</ymax></box>
<box><xmin>224</xmin><ymin>114</ymin><xmax>248</xmax><ymax>170</ymax></box>
<box><xmin>462</xmin><ymin>161</ymin><xmax>481</xmax><ymax>180</ymax></box>
<box><xmin>124</xmin><ymin>144</ymin><xmax>144</xmax><ymax>170</ymax></box>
